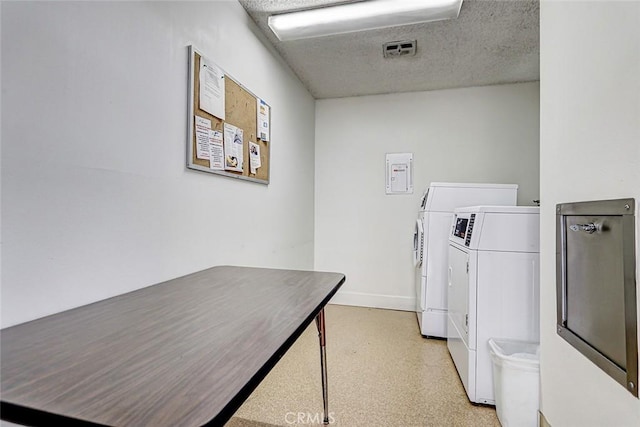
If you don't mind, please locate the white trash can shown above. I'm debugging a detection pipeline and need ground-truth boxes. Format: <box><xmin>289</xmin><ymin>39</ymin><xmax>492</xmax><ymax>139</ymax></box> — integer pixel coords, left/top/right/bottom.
<box><xmin>488</xmin><ymin>338</ymin><xmax>540</xmax><ymax>427</ymax></box>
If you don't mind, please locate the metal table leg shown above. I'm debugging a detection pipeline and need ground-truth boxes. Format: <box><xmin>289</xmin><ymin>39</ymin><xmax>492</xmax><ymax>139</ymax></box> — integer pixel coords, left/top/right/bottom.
<box><xmin>315</xmin><ymin>309</ymin><xmax>329</xmax><ymax>425</ymax></box>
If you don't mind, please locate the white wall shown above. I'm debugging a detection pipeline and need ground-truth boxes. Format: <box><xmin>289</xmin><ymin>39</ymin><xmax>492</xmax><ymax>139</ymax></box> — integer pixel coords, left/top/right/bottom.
<box><xmin>0</xmin><ymin>1</ymin><xmax>316</xmax><ymax>327</ymax></box>
<box><xmin>315</xmin><ymin>83</ymin><xmax>540</xmax><ymax>310</ymax></box>
<box><xmin>540</xmin><ymin>1</ymin><xmax>640</xmax><ymax>426</ymax></box>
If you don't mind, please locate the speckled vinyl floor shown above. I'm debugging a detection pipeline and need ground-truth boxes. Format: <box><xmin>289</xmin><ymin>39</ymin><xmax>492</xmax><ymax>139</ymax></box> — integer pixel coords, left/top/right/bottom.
<box><xmin>226</xmin><ymin>304</ymin><xmax>500</xmax><ymax>427</ymax></box>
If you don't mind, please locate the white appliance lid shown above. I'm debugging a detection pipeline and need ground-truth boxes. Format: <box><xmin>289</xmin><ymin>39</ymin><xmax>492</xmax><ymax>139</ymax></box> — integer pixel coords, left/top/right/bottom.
<box><xmin>453</xmin><ymin>205</ymin><xmax>540</xmax><ymax>214</ymax></box>
<box><xmin>429</xmin><ymin>182</ymin><xmax>518</xmax><ymax>189</ymax></box>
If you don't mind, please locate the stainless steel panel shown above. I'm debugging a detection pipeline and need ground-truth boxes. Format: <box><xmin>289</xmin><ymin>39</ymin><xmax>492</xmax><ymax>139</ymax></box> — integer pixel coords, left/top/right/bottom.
<box><xmin>556</xmin><ymin>198</ymin><xmax>637</xmax><ymax>397</ymax></box>
<box><xmin>565</xmin><ymin>214</ymin><xmax>626</xmax><ymax>368</ymax></box>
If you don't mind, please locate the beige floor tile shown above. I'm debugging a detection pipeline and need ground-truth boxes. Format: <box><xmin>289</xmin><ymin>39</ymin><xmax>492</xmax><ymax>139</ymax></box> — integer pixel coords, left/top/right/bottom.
<box><xmin>228</xmin><ymin>305</ymin><xmax>500</xmax><ymax>427</ymax></box>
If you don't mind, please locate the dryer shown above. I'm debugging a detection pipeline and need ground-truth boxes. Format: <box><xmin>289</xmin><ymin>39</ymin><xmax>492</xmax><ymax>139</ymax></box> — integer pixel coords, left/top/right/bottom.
<box><xmin>446</xmin><ymin>205</ymin><xmax>540</xmax><ymax>404</ymax></box>
<box><xmin>413</xmin><ymin>183</ymin><xmax>518</xmax><ymax>338</ymax></box>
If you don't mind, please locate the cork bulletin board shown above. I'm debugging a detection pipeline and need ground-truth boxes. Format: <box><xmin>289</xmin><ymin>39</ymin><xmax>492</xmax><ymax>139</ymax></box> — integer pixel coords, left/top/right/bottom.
<box><xmin>187</xmin><ymin>45</ymin><xmax>270</xmax><ymax>184</ymax></box>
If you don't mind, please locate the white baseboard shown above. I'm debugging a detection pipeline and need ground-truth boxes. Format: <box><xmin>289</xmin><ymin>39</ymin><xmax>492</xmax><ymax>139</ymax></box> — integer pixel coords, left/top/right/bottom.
<box><xmin>329</xmin><ymin>290</ymin><xmax>415</xmax><ymax>312</ymax></box>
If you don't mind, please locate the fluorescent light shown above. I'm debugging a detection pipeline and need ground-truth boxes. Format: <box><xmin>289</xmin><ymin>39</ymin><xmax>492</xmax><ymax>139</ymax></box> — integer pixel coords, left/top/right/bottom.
<box><xmin>268</xmin><ymin>0</ymin><xmax>464</xmax><ymax>41</ymax></box>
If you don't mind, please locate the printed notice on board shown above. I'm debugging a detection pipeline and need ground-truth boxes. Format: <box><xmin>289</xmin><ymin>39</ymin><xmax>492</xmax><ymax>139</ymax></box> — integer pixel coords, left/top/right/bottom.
<box><xmin>223</xmin><ymin>123</ymin><xmax>243</xmax><ymax>172</ymax></box>
<box><xmin>249</xmin><ymin>141</ymin><xmax>261</xmax><ymax>174</ymax></box>
<box><xmin>209</xmin><ymin>130</ymin><xmax>224</xmax><ymax>170</ymax></box>
<box><xmin>194</xmin><ymin>116</ymin><xmax>211</xmax><ymax>160</ymax></box>
<box><xmin>199</xmin><ymin>58</ymin><xmax>225</xmax><ymax>120</ymax></box>
<box><xmin>257</xmin><ymin>99</ymin><xmax>270</xmax><ymax>141</ymax></box>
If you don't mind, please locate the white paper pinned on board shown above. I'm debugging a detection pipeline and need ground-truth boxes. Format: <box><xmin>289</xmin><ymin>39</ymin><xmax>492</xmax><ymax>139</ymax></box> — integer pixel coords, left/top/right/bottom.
<box><xmin>223</xmin><ymin>123</ymin><xmax>243</xmax><ymax>172</ymax></box>
<box><xmin>194</xmin><ymin>116</ymin><xmax>211</xmax><ymax>160</ymax></box>
<box><xmin>249</xmin><ymin>142</ymin><xmax>261</xmax><ymax>174</ymax></box>
<box><xmin>209</xmin><ymin>130</ymin><xmax>224</xmax><ymax>170</ymax></box>
<box><xmin>199</xmin><ymin>58</ymin><xmax>225</xmax><ymax>120</ymax></box>
<box><xmin>257</xmin><ymin>99</ymin><xmax>270</xmax><ymax>141</ymax></box>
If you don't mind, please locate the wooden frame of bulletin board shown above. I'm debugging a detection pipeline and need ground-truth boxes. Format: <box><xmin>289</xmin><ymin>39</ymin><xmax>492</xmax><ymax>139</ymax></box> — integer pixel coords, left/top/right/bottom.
<box><xmin>187</xmin><ymin>45</ymin><xmax>270</xmax><ymax>184</ymax></box>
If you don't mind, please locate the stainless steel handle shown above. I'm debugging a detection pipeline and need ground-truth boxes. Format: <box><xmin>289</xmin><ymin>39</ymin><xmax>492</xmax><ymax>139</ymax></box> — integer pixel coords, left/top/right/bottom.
<box><xmin>569</xmin><ymin>223</ymin><xmax>598</xmax><ymax>234</ymax></box>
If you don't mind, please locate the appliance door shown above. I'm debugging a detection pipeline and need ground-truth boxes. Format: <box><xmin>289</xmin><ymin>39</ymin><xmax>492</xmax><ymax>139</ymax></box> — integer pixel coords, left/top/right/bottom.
<box><xmin>447</xmin><ymin>243</ymin><xmax>474</xmax><ymax>401</ymax></box>
<box><xmin>413</xmin><ymin>218</ymin><xmax>424</xmax><ymax>268</ymax></box>
<box><xmin>414</xmin><ymin>217</ymin><xmax>425</xmax><ymax>312</ymax></box>
<box><xmin>424</xmin><ymin>212</ymin><xmax>453</xmax><ymax>312</ymax></box>
<box><xmin>448</xmin><ymin>244</ymin><xmax>470</xmax><ymax>346</ymax></box>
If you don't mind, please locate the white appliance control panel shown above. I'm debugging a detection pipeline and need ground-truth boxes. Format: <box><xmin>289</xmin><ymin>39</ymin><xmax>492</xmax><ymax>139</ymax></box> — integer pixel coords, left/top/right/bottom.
<box><xmin>450</xmin><ymin>206</ymin><xmax>540</xmax><ymax>252</ymax></box>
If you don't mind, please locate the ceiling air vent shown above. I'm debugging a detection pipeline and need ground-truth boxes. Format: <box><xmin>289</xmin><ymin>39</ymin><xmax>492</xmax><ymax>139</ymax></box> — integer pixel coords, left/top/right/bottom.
<box><xmin>383</xmin><ymin>40</ymin><xmax>417</xmax><ymax>58</ymax></box>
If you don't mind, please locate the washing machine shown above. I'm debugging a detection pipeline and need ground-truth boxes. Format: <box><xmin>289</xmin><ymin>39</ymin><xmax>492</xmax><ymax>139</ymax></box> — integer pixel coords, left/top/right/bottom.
<box><xmin>413</xmin><ymin>183</ymin><xmax>518</xmax><ymax>338</ymax></box>
<box><xmin>446</xmin><ymin>205</ymin><xmax>540</xmax><ymax>404</ymax></box>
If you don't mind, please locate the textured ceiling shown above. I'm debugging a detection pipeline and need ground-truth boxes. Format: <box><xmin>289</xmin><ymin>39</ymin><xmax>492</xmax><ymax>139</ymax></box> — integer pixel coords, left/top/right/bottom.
<box><xmin>238</xmin><ymin>0</ymin><xmax>539</xmax><ymax>99</ymax></box>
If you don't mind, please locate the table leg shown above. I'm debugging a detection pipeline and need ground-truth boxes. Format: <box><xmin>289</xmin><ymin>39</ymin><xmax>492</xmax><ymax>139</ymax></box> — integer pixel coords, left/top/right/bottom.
<box><xmin>315</xmin><ymin>309</ymin><xmax>329</xmax><ymax>425</ymax></box>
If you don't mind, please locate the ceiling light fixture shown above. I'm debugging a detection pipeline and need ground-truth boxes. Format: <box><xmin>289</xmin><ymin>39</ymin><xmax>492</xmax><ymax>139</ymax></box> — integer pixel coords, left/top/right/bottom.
<box><xmin>268</xmin><ymin>0</ymin><xmax>464</xmax><ymax>41</ymax></box>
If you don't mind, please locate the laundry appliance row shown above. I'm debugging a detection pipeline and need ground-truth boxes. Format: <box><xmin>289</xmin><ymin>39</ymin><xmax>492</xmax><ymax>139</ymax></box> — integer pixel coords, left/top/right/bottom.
<box><xmin>413</xmin><ymin>182</ymin><xmax>518</xmax><ymax>338</ymax></box>
<box><xmin>413</xmin><ymin>182</ymin><xmax>540</xmax><ymax>405</ymax></box>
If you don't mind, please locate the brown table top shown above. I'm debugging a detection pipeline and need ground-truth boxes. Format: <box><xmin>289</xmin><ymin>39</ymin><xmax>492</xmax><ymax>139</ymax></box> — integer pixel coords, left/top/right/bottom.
<box><xmin>1</xmin><ymin>266</ymin><xmax>345</xmax><ymax>426</ymax></box>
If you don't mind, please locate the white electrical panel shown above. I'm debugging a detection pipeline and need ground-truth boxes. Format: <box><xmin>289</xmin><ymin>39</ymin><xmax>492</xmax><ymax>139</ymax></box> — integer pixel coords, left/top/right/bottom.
<box><xmin>386</xmin><ymin>153</ymin><xmax>413</xmax><ymax>194</ymax></box>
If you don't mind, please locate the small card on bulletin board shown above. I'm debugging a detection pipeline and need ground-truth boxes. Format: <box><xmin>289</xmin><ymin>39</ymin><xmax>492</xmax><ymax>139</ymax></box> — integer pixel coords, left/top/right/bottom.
<box><xmin>187</xmin><ymin>45</ymin><xmax>271</xmax><ymax>184</ymax></box>
<box><xmin>257</xmin><ymin>99</ymin><xmax>270</xmax><ymax>141</ymax></box>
